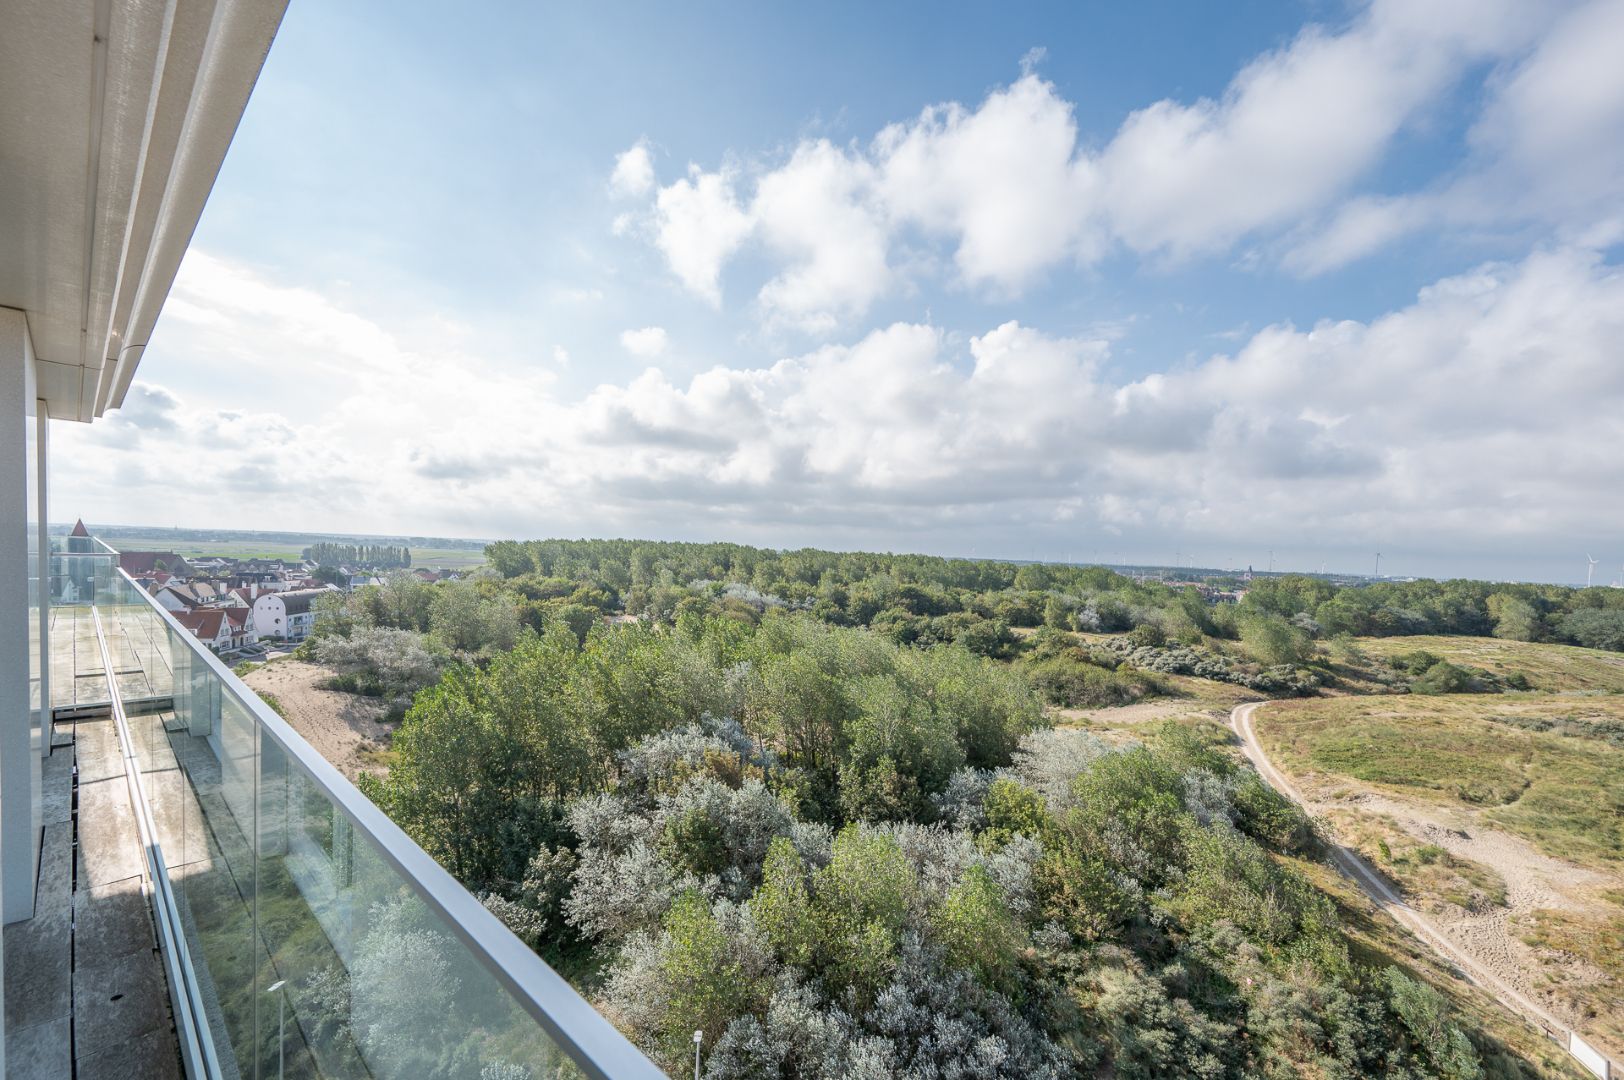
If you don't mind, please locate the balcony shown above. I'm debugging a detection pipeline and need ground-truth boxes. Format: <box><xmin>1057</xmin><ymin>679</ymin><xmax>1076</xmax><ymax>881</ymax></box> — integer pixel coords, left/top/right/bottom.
<box><xmin>5</xmin><ymin>546</ymin><xmax>665</xmax><ymax>1078</ymax></box>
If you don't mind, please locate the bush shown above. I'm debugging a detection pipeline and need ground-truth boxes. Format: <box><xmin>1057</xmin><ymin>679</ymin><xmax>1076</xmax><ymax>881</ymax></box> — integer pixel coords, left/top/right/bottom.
<box><xmin>1561</xmin><ymin>608</ymin><xmax>1624</xmax><ymax>652</ymax></box>
<box><xmin>1127</xmin><ymin>623</ymin><xmax>1166</xmax><ymax>649</ymax></box>
<box><xmin>311</xmin><ymin>626</ymin><xmax>447</xmax><ymax>713</ymax></box>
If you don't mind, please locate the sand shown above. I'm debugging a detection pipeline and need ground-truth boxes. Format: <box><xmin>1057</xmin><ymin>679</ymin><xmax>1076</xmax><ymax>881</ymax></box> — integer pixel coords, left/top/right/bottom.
<box><xmin>241</xmin><ymin>659</ymin><xmax>394</xmax><ymax>781</ymax></box>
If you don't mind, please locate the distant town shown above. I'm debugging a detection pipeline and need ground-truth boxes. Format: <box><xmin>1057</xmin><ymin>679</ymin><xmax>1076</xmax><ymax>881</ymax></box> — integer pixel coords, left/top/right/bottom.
<box><xmin>59</xmin><ymin>520</ymin><xmax>468</xmax><ymax>660</ymax></box>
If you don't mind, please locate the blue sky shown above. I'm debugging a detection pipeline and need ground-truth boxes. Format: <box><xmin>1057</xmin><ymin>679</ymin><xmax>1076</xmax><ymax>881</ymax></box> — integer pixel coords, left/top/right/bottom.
<box><xmin>57</xmin><ymin>0</ymin><xmax>1624</xmax><ymax>583</ymax></box>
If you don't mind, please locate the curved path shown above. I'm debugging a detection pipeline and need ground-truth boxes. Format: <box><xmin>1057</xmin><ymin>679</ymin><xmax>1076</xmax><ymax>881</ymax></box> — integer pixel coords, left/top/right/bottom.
<box><xmin>1228</xmin><ymin>701</ymin><xmax>1590</xmax><ymax>1054</ymax></box>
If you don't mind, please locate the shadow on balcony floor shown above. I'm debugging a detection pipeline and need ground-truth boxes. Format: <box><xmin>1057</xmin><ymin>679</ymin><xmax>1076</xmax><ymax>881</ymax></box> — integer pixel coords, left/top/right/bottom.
<box><xmin>3</xmin><ymin>715</ymin><xmax>183</xmax><ymax>1078</ymax></box>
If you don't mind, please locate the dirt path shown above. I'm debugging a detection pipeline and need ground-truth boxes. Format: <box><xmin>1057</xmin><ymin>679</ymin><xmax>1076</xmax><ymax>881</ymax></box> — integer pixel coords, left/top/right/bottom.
<box><xmin>242</xmin><ymin>660</ymin><xmax>394</xmax><ymax>781</ymax></box>
<box><xmin>1231</xmin><ymin>701</ymin><xmax>1621</xmax><ymax>1073</ymax></box>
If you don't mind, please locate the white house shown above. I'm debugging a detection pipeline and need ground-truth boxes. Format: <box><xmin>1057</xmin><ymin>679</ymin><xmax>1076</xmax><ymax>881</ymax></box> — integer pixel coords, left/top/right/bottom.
<box><xmin>173</xmin><ymin>609</ymin><xmax>232</xmax><ymax>653</ymax></box>
<box><xmin>251</xmin><ymin>587</ymin><xmax>332</xmax><ymax>641</ymax></box>
<box><xmin>222</xmin><ymin>606</ymin><xmax>257</xmax><ymax>650</ymax></box>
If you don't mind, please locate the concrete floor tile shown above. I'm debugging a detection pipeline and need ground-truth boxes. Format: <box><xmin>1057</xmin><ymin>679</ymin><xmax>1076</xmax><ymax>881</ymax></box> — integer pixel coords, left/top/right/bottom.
<box><xmin>75</xmin><ymin>1024</ymin><xmax>182</xmax><ymax>1080</ymax></box>
<box><xmin>74</xmin><ymin>875</ymin><xmax>153</xmax><ymax>967</ymax></box>
<box><xmin>3</xmin><ymin>1015</ymin><xmax>71</xmax><ymax>1080</ymax></box>
<box><xmin>76</xmin><ymin>777</ymin><xmax>144</xmax><ymax>888</ymax></box>
<box><xmin>2</xmin><ymin>901</ymin><xmax>71</xmax><ymax>1032</ymax></box>
<box><xmin>42</xmin><ymin>749</ymin><xmax>72</xmax><ymax>823</ymax></box>
<box><xmin>72</xmin><ymin>947</ymin><xmax>169</xmax><ymax>1059</ymax></box>
<box><xmin>36</xmin><ymin>822</ymin><xmax>73</xmax><ymax>910</ymax></box>
<box><xmin>74</xmin><ymin>720</ymin><xmax>122</xmax><ymax>784</ymax></box>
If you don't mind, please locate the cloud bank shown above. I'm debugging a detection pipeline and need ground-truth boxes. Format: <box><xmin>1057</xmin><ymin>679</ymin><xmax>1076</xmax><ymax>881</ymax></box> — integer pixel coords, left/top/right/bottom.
<box><xmin>615</xmin><ymin>0</ymin><xmax>1622</xmax><ymax>327</ymax></box>
<box><xmin>54</xmin><ymin>244</ymin><xmax>1624</xmax><ymax>577</ymax></box>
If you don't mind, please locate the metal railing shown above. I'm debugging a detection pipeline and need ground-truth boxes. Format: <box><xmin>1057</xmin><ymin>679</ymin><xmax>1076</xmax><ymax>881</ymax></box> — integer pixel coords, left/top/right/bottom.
<box><xmin>90</xmin><ymin>606</ymin><xmax>222</xmax><ymax>1077</ymax></box>
<box><xmin>88</xmin><ymin>565</ymin><xmax>667</xmax><ymax>1079</ymax></box>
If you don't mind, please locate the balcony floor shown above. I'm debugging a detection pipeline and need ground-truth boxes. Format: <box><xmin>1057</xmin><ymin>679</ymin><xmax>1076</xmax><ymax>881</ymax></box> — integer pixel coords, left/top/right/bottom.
<box><xmin>3</xmin><ymin>713</ymin><xmax>184</xmax><ymax>1078</ymax></box>
<box><xmin>21</xmin><ymin>604</ymin><xmax>336</xmax><ymax>1079</ymax></box>
<box><xmin>48</xmin><ymin>603</ymin><xmax>173</xmax><ymax>709</ymax></box>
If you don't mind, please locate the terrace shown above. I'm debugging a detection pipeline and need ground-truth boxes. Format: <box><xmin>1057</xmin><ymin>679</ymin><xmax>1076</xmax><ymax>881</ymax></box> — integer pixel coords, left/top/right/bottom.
<box><xmin>4</xmin><ymin>547</ymin><xmax>665</xmax><ymax>1078</ymax></box>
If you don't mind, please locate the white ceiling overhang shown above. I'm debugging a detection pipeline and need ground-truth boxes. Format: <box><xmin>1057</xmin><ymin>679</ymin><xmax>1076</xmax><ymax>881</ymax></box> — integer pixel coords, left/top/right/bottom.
<box><xmin>0</xmin><ymin>0</ymin><xmax>287</xmax><ymax>422</ymax></box>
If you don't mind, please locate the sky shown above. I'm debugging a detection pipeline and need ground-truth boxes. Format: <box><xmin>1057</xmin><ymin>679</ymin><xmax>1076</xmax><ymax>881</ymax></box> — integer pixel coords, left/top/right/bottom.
<box><xmin>53</xmin><ymin>0</ymin><xmax>1624</xmax><ymax>584</ymax></box>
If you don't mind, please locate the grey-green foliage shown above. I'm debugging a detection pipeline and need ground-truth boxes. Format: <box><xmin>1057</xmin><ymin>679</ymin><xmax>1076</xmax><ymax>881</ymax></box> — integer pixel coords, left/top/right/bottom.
<box><xmin>1004</xmin><ymin>727</ymin><xmax>1112</xmax><ymax>810</ymax></box>
<box><xmin>566</xmin><ymin>771</ymin><xmax>799</xmax><ymax>941</ymax></box>
<box><xmin>349</xmin><ymin>898</ymin><xmax>465</xmax><ymax>1076</ymax></box>
<box><xmin>310</xmin><ymin>624</ymin><xmax>446</xmax><ymax>710</ymax></box>
<box><xmin>689</xmin><ymin>936</ymin><xmax>1075</xmax><ymax>1080</ymax></box>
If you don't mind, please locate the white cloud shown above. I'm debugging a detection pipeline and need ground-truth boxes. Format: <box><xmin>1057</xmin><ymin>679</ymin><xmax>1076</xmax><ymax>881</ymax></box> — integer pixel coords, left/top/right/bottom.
<box><xmin>650</xmin><ymin>166</ymin><xmax>753</xmax><ymax>306</ymax></box>
<box><xmin>1286</xmin><ymin>0</ymin><xmax>1622</xmax><ymax>273</ymax></box>
<box><xmin>876</xmin><ymin>75</ymin><xmax>1102</xmax><ymax>291</ymax></box>
<box><xmin>1099</xmin><ymin>0</ymin><xmax>1546</xmax><ymax>260</ymax></box>
<box><xmin>752</xmin><ymin>140</ymin><xmax>891</xmax><ymax>331</ymax></box>
<box><xmin>609</xmin><ymin>141</ymin><xmax>656</xmax><ymax>198</ymax></box>
<box><xmin>551</xmin><ymin>345</ymin><xmax>571</xmax><ymax>368</ymax></box>
<box><xmin>619</xmin><ymin>326</ymin><xmax>668</xmax><ymax>357</ymax></box>
<box><xmin>618</xmin><ymin>0</ymin><xmax>1575</xmax><ymax>321</ymax></box>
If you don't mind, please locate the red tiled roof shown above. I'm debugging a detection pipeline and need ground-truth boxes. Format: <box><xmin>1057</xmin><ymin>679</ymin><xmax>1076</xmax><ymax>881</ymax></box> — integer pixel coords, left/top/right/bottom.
<box><xmin>173</xmin><ymin>609</ymin><xmax>227</xmax><ymax>640</ymax></box>
<box><xmin>70</xmin><ymin>519</ymin><xmax>90</xmax><ymax>537</ymax></box>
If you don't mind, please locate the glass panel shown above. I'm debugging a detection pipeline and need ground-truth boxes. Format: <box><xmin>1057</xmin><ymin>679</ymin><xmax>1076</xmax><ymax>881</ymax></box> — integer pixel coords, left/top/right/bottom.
<box><xmin>86</xmin><ymin>567</ymin><xmax>616</xmax><ymax>1080</ymax></box>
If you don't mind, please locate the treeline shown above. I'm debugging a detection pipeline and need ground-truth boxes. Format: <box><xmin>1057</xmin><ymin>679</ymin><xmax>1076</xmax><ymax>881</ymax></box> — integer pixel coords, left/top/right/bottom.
<box><xmin>303</xmin><ymin>542</ymin><xmax>412</xmax><ymax>568</ymax></box>
<box><xmin>347</xmin><ymin>608</ymin><xmax>1531</xmax><ymax>1078</ymax></box>
<box><xmin>484</xmin><ymin>538</ymin><xmax>1624</xmax><ymax>652</ymax></box>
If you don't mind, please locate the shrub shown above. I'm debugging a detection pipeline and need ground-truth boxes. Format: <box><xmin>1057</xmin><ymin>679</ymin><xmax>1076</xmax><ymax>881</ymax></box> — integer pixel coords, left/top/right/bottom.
<box><xmin>1561</xmin><ymin>608</ymin><xmax>1624</xmax><ymax>652</ymax></box>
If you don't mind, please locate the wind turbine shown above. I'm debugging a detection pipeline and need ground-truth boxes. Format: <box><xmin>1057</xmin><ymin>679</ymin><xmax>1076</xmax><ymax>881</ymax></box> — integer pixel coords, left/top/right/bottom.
<box><xmin>1374</xmin><ymin>552</ymin><xmax>1382</xmax><ymax>579</ymax></box>
<box><xmin>1586</xmin><ymin>554</ymin><xmax>1599</xmax><ymax>588</ymax></box>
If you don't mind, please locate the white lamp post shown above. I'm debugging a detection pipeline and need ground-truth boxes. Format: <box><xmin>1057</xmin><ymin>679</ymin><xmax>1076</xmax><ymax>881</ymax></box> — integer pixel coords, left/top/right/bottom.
<box><xmin>693</xmin><ymin>1029</ymin><xmax>703</xmax><ymax>1080</ymax></box>
<box><xmin>266</xmin><ymin>980</ymin><xmax>287</xmax><ymax>1080</ymax></box>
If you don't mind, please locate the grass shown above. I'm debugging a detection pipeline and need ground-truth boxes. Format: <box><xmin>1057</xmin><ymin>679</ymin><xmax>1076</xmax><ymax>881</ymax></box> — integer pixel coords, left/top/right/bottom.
<box><xmin>1257</xmin><ymin>694</ymin><xmax>1624</xmax><ymax>868</ymax></box>
<box><xmin>1352</xmin><ymin>635</ymin><xmax>1624</xmax><ymax>694</ymax></box>
<box><xmin>1324</xmin><ymin>807</ymin><xmax>1509</xmax><ymax>911</ymax></box>
<box><xmin>1511</xmin><ymin>898</ymin><xmax>1624</xmax><ymax>1058</ymax></box>
<box><xmin>1286</xmin><ymin>853</ymin><xmax>1587</xmax><ymax>1078</ymax></box>
<box><xmin>106</xmin><ymin>534</ymin><xmax>488</xmax><ymax>570</ymax></box>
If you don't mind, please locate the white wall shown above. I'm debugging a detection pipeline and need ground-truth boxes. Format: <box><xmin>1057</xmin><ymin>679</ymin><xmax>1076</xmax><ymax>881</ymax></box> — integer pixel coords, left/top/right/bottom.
<box><xmin>0</xmin><ymin>309</ymin><xmax>44</xmax><ymax>924</ymax></box>
<box><xmin>253</xmin><ymin>594</ymin><xmax>288</xmax><ymax>638</ymax></box>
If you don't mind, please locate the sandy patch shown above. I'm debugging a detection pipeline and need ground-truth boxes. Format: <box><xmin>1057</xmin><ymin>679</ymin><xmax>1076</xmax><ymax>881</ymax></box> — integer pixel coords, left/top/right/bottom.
<box><xmin>242</xmin><ymin>660</ymin><xmax>394</xmax><ymax>781</ymax></box>
<box><xmin>1273</xmin><ymin>729</ymin><xmax>1623</xmax><ymax>1052</ymax></box>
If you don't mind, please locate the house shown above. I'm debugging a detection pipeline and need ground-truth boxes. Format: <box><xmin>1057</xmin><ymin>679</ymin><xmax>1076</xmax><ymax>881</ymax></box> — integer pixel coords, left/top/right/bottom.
<box><xmin>221</xmin><ymin>607</ymin><xmax>256</xmax><ymax>650</ymax></box>
<box><xmin>118</xmin><ymin>550</ymin><xmax>193</xmax><ymax>577</ymax></box>
<box><xmin>153</xmin><ymin>582</ymin><xmax>205</xmax><ymax>613</ymax></box>
<box><xmin>173</xmin><ymin>609</ymin><xmax>232</xmax><ymax>653</ymax></box>
<box><xmin>252</xmin><ymin>587</ymin><xmax>333</xmax><ymax>641</ymax></box>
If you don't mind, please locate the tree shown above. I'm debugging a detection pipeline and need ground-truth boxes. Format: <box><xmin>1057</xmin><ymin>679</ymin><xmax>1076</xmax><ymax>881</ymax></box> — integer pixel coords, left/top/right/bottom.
<box><xmin>655</xmin><ymin>892</ymin><xmax>772</xmax><ymax>1060</ymax></box>
<box><xmin>810</xmin><ymin>826</ymin><xmax>917</xmax><ymax>1003</ymax></box>
<box><xmin>1560</xmin><ymin>608</ymin><xmax>1624</xmax><ymax>651</ymax></box>
<box><xmin>1239</xmin><ymin>613</ymin><xmax>1310</xmax><ymax>666</ymax></box>
<box><xmin>931</xmin><ymin>864</ymin><xmax>1023</xmax><ymax>989</ymax></box>
<box><xmin>1487</xmin><ymin>593</ymin><xmax>1542</xmax><ymax>642</ymax></box>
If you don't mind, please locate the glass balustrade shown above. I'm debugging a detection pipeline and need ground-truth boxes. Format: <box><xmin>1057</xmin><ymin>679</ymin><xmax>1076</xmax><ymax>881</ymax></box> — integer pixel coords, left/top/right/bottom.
<box><xmin>70</xmin><ymin>565</ymin><xmax>663</xmax><ymax>1080</ymax></box>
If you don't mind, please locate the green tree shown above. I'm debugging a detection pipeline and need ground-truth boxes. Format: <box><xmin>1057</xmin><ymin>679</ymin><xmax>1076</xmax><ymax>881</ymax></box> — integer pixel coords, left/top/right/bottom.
<box><xmin>656</xmin><ymin>892</ymin><xmax>771</xmax><ymax>1061</ymax></box>
<box><xmin>1239</xmin><ymin>612</ymin><xmax>1310</xmax><ymax>666</ymax></box>
<box><xmin>1487</xmin><ymin>593</ymin><xmax>1542</xmax><ymax>642</ymax></box>
<box><xmin>931</xmin><ymin>864</ymin><xmax>1023</xmax><ymax>989</ymax></box>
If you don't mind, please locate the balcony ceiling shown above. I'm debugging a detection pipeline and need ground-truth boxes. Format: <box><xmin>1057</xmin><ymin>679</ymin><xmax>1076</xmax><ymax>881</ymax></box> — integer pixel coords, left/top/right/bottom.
<box><xmin>0</xmin><ymin>0</ymin><xmax>285</xmax><ymax>423</ymax></box>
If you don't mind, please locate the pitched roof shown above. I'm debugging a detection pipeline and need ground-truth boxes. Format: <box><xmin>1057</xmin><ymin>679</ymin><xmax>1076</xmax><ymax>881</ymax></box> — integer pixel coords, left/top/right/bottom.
<box><xmin>119</xmin><ymin>551</ymin><xmax>191</xmax><ymax>576</ymax></box>
<box><xmin>260</xmin><ymin>587</ymin><xmax>332</xmax><ymax>616</ymax></box>
<box><xmin>69</xmin><ymin>519</ymin><xmax>89</xmax><ymax>537</ymax></box>
<box><xmin>174</xmin><ymin>609</ymin><xmax>227</xmax><ymax>640</ymax></box>
<box><xmin>221</xmin><ymin>607</ymin><xmax>249</xmax><ymax>629</ymax></box>
<box><xmin>160</xmin><ymin>583</ymin><xmax>202</xmax><ymax>607</ymax></box>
